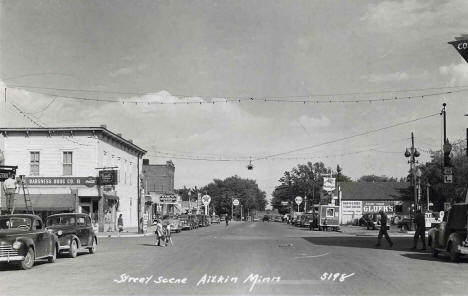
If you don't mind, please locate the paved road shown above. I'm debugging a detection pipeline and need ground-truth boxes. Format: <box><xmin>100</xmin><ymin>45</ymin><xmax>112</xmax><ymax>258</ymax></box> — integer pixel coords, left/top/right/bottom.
<box><xmin>1</xmin><ymin>221</ymin><xmax>467</xmax><ymax>296</ymax></box>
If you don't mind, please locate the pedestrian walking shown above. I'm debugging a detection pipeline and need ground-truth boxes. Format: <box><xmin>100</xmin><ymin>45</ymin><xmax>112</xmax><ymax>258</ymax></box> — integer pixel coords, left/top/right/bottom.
<box><xmin>225</xmin><ymin>215</ymin><xmax>230</xmax><ymax>227</ymax></box>
<box><xmin>165</xmin><ymin>224</ymin><xmax>173</xmax><ymax>247</ymax></box>
<box><xmin>117</xmin><ymin>214</ymin><xmax>124</xmax><ymax>237</ymax></box>
<box><xmin>412</xmin><ymin>210</ymin><xmax>426</xmax><ymax>250</ymax></box>
<box><xmin>375</xmin><ymin>210</ymin><xmax>393</xmax><ymax>247</ymax></box>
<box><xmin>154</xmin><ymin>219</ymin><xmax>165</xmax><ymax>247</ymax></box>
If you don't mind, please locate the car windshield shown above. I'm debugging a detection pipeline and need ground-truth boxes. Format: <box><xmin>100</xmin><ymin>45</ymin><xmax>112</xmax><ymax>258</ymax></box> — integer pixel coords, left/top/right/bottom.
<box><xmin>0</xmin><ymin>217</ymin><xmax>32</xmax><ymax>230</ymax></box>
<box><xmin>46</xmin><ymin>216</ymin><xmax>76</xmax><ymax>226</ymax></box>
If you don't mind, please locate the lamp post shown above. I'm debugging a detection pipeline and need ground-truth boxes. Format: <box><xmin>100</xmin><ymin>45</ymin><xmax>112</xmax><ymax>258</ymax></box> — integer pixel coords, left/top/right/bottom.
<box><xmin>405</xmin><ymin>132</ymin><xmax>420</xmax><ymax>210</ymax></box>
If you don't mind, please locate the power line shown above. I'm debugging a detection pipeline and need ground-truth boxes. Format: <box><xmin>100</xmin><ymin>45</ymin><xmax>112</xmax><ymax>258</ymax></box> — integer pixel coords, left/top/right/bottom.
<box><xmin>254</xmin><ymin>113</ymin><xmax>440</xmax><ymax>160</ymax></box>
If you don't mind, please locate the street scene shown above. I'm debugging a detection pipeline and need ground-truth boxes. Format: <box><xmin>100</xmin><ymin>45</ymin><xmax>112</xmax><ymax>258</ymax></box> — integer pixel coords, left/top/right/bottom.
<box><xmin>1</xmin><ymin>1</ymin><xmax>468</xmax><ymax>296</ymax></box>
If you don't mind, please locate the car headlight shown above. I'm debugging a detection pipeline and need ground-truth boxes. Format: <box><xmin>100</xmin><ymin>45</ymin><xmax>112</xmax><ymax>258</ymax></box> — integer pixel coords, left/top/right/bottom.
<box><xmin>57</xmin><ymin>230</ymin><xmax>63</xmax><ymax>236</ymax></box>
<box><xmin>12</xmin><ymin>241</ymin><xmax>22</xmax><ymax>250</ymax></box>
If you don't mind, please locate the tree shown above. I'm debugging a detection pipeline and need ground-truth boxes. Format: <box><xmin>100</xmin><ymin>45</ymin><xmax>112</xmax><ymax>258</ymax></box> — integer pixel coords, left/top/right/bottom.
<box><xmin>271</xmin><ymin>161</ymin><xmax>352</xmax><ymax>214</ymax></box>
<box><xmin>417</xmin><ymin>140</ymin><xmax>468</xmax><ymax>211</ymax></box>
<box><xmin>201</xmin><ymin>176</ymin><xmax>267</xmax><ymax>217</ymax></box>
<box><xmin>357</xmin><ymin>175</ymin><xmax>399</xmax><ymax>182</ymax></box>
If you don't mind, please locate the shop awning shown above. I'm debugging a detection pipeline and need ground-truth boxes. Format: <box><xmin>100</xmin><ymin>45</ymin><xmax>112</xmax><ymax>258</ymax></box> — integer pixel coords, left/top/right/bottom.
<box><xmin>103</xmin><ymin>193</ymin><xmax>119</xmax><ymax>201</ymax></box>
<box><xmin>6</xmin><ymin>194</ymin><xmax>75</xmax><ymax>211</ymax></box>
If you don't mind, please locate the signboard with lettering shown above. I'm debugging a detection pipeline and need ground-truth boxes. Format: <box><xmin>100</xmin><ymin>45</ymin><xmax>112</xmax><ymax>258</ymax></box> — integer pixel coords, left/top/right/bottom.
<box><xmin>323</xmin><ymin>178</ymin><xmax>336</xmax><ymax>192</ymax></box>
<box><xmin>159</xmin><ymin>194</ymin><xmax>178</xmax><ymax>204</ymax></box>
<box><xmin>99</xmin><ymin>170</ymin><xmax>117</xmax><ymax>185</ymax></box>
<box><xmin>25</xmin><ymin>177</ymin><xmax>97</xmax><ymax>187</ymax></box>
<box><xmin>342</xmin><ymin>201</ymin><xmax>363</xmax><ymax>215</ymax></box>
<box><xmin>281</xmin><ymin>201</ymin><xmax>289</xmax><ymax>206</ymax></box>
<box><xmin>202</xmin><ymin>195</ymin><xmax>211</xmax><ymax>205</ymax></box>
<box><xmin>0</xmin><ymin>165</ymin><xmax>17</xmax><ymax>182</ymax></box>
<box><xmin>449</xmin><ymin>38</ymin><xmax>468</xmax><ymax>63</ymax></box>
<box><xmin>362</xmin><ymin>201</ymin><xmax>395</xmax><ymax>213</ymax></box>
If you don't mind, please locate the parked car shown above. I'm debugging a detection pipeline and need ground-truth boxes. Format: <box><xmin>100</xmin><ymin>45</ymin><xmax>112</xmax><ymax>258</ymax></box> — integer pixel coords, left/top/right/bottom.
<box><xmin>197</xmin><ymin>215</ymin><xmax>209</xmax><ymax>227</ymax></box>
<box><xmin>274</xmin><ymin>216</ymin><xmax>282</xmax><ymax>222</ymax></box>
<box><xmin>253</xmin><ymin>217</ymin><xmax>260</xmax><ymax>222</ymax></box>
<box><xmin>211</xmin><ymin>215</ymin><xmax>220</xmax><ymax>224</ymax></box>
<box><xmin>359</xmin><ymin>213</ymin><xmax>380</xmax><ymax>230</ymax></box>
<box><xmin>220</xmin><ymin>215</ymin><xmax>226</xmax><ymax>222</ymax></box>
<box><xmin>262</xmin><ymin>215</ymin><xmax>270</xmax><ymax>222</ymax></box>
<box><xmin>179</xmin><ymin>215</ymin><xmax>197</xmax><ymax>230</ymax></box>
<box><xmin>46</xmin><ymin>213</ymin><xmax>97</xmax><ymax>258</ymax></box>
<box><xmin>299</xmin><ymin>213</ymin><xmax>315</xmax><ymax>228</ymax></box>
<box><xmin>398</xmin><ymin>211</ymin><xmax>443</xmax><ymax>233</ymax></box>
<box><xmin>428</xmin><ymin>203</ymin><xmax>468</xmax><ymax>262</ymax></box>
<box><xmin>161</xmin><ymin>215</ymin><xmax>182</xmax><ymax>233</ymax></box>
<box><xmin>0</xmin><ymin>214</ymin><xmax>58</xmax><ymax>269</ymax></box>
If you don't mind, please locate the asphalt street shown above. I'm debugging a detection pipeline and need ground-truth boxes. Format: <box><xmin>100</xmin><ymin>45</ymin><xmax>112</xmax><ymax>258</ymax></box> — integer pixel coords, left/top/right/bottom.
<box><xmin>1</xmin><ymin>221</ymin><xmax>467</xmax><ymax>296</ymax></box>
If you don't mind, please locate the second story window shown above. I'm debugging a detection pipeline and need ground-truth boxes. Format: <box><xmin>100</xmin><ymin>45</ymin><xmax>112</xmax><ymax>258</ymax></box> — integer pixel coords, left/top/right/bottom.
<box><xmin>63</xmin><ymin>151</ymin><xmax>73</xmax><ymax>176</ymax></box>
<box><xmin>30</xmin><ymin>152</ymin><xmax>40</xmax><ymax>176</ymax></box>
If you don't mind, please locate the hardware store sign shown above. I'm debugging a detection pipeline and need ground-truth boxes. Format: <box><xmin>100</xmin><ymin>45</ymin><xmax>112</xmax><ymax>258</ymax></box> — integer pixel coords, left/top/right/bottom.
<box><xmin>25</xmin><ymin>177</ymin><xmax>97</xmax><ymax>187</ymax></box>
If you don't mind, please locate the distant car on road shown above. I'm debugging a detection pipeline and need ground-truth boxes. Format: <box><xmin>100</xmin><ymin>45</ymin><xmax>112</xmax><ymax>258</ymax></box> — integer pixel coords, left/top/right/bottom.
<box><xmin>359</xmin><ymin>213</ymin><xmax>380</xmax><ymax>230</ymax></box>
<box><xmin>253</xmin><ymin>217</ymin><xmax>260</xmax><ymax>222</ymax></box>
<box><xmin>262</xmin><ymin>215</ymin><xmax>270</xmax><ymax>222</ymax></box>
<box><xmin>46</xmin><ymin>213</ymin><xmax>97</xmax><ymax>257</ymax></box>
<box><xmin>274</xmin><ymin>216</ymin><xmax>282</xmax><ymax>222</ymax></box>
<box><xmin>211</xmin><ymin>215</ymin><xmax>220</xmax><ymax>224</ymax></box>
<box><xmin>0</xmin><ymin>214</ymin><xmax>58</xmax><ymax>269</ymax></box>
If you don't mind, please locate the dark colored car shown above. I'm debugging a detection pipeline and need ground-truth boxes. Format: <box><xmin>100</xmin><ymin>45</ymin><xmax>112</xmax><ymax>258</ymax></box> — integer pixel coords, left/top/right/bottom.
<box><xmin>359</xmin><ymin>213</ymin><xmax>380</xmax><ymax>230</ymax></box>
<box><xmin>299</xmin><ymin>213</ymin><xmax>316</xmax><ymax>228</ymax></box>
<box><xmin>211</xmin><ymin>215</ymin><xmax>220</xmax><ymax>224</ymax></box>
<box><xmin>262</xmin><ymin>215</ymin><xmax>270</xmax><ymax>222</ymax></box>
<box><xmin>197</xmin><ymin>215</ymin><xmax>209</xmax><ymax>227</ymax></box>
<box><xmin>0</xmin><ymin>214</ymin><xmax>58</xmax><ymax>269</ymax></box>
<box><xmin>428</xmin><ymin>203</ymin><xmax>468</xmax><ymax>262</ymax></box>
<box><xmin>46</xmin><ymin>213</ymin><xmax>97</xmax><ymax>258</ymax></box>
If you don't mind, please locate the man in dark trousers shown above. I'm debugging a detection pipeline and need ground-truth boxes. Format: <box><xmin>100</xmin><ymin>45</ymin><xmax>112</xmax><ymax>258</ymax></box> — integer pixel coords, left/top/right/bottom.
<box><xmin>412</xmin><ymin>209</ymin><xmax>426</xmax><ymax>250</ymax></box>
<box><xmin>376</xmin><ymin>210</ymin><xmax>393</xmax><ymax>247</ymax></box>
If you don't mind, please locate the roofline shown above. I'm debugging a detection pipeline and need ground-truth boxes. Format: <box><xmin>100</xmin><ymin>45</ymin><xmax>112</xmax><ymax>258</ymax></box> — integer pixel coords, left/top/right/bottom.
<box><xmin>0</xmin><ymin>127</ymin><xmax>147</xmax><ymax>155</ymax></box>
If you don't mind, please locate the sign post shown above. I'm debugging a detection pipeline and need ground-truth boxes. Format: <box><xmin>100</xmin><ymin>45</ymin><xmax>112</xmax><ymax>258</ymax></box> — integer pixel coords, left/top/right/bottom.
<box><xmin>295</xmin><ymin>196</ymin><xmax>303</xmax><ymax>212</ymax></box>
<box><xmin>202</xmin><ymin>195</ymin><xmax>211</xmax><ymax>215</ymax></box>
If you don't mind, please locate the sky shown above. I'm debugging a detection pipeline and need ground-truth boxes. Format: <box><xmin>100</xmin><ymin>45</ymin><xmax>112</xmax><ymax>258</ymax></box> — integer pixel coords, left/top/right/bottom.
<box><xmin>1</xmin><ymin>0</ymin><xmax>468</xmax><ymax>202</ymax></box>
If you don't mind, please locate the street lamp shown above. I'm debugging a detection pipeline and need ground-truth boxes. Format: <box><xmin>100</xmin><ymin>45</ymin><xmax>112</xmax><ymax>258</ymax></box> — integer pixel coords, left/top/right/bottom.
<box><xmin>405</xmin><ymin>132</ymin><xmax>420</xmax><ymax>210</ymax></box>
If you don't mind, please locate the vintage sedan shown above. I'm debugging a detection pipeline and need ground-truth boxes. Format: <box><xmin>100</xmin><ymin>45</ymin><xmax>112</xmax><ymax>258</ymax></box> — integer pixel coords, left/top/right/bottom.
<box><xmin>46</xmin><ymin>213</ymin><xmax>97</xmax><ymax>258</ymax></box>
<box><xmin>211</xmin><ymin>215</ymin><xmax>220</xmax><ymax>224</ymax></box>
<box><xmin>161</xmin><ymin>215</ymin><xmax>182</xmax><ymax>233</ymax></box>
<box><xmin>0</xmin><ymin>214</ymin><xmax>58</xmax><ymax>269</ymax></box>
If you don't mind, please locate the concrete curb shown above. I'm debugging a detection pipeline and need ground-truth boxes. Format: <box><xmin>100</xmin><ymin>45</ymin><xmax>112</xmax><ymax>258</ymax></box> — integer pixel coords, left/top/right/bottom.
<box><xmin>97</xmin><ymin>233</ymin><xmax>154</xmax><ymax>238</ymax></box>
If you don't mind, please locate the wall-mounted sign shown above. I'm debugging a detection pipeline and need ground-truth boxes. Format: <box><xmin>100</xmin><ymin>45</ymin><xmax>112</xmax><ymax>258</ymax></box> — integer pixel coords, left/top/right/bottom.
<box><xmin>342</xmin><ymin>201</ymin><xmax>362</xmax><ymax>215</ymax></box>
<box><xmin>281</xmin><ymin>201</ymin><xmax>289</xmax><ymax>206</ymax></box>
<box><xmin>0</xmin><ymin>165</ymin><xmax>17</xmax><ymax>182</ymax></box>
<box><xmin>362</xmin><ymin>201</ymin><xmax>394</xmax><ymax>213</ymax></box>
<box><xmin>25</xmin><ymin>176</ymin><xmax>97</xmax><ymax>187</ymax></box>
<box><xmin>159</xmin><ymin>194</ymin><xmax>178</xmax><ymax>204</ymax></box>
<box><xmin>99</xmin><ymin>170</ymin><xmax>117</xmax><ymax>185</ymax></box>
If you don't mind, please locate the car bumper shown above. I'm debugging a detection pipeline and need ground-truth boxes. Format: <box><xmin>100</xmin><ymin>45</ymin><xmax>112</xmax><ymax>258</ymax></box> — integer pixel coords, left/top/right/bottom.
<box><xmin>458</xmin><ymin>246</ymin><xmax>468</xmax><ymax>255</ymax></box>
<box><xmin>0</xmin><ymin>255</ymin><xmax>24</xmax><ymax>262</ymax></box>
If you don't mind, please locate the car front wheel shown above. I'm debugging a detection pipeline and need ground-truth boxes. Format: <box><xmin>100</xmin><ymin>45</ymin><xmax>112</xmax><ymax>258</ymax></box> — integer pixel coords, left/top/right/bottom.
<box><xmin>449</xmin><ymin>242</ymin><xmax>460</xmax><ymax>262</ymax></box>
<box><xmin>21</xmin><ymin>247</ymin><xmax>35</xmax><ymax>270</ymax></box>
<box><xmin>89</xmin><ymin>238</ymin><xmax>97</xmax><ymax>254</ymax></box>
<box><xmin>48</xmin><ymin>245</ymin><xmax>57</xmax><ymax>263</ymax></box>
<box><xmin>69</xmin><ymin>239</ymin><xmax>78</xmax><ymax>258</ymax></box>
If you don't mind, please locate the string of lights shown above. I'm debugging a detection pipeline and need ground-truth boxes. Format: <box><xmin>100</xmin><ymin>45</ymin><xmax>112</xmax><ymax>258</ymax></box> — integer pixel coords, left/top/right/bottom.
<box><xmin>5</xmin><ymin>86</ymin><xmax>468</xmax><ymax>106</ymax></box>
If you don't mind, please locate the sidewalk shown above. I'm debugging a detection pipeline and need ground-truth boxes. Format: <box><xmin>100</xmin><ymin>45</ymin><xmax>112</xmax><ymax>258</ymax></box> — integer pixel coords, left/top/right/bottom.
<box><xmin>339</xmin><ymin>225</ymin><xmax>417</xmax><ymax>237</ymax></box>
<box><xmin>96</xmin><ymin>226</ymin><xmax>156</xmax><ymax>238</ymax></box>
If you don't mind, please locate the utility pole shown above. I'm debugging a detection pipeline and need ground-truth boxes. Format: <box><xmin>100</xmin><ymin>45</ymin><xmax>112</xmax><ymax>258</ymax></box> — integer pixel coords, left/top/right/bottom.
<box><xmin>405</xmin><ymin>132</ymin><xmax>420</xmax><ymax>210</ymax></box>
<box><xmin>427</xmin><ymin>183</ymin><xmax>431</xmax><ymax>211</ymax></box>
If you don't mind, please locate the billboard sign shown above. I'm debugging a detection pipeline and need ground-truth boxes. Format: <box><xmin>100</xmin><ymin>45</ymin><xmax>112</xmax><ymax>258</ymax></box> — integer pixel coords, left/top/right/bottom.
<box><xmin>24</xmin><ymin>176</ymin><xmax>97</xmax><ymax>186</ymax></box>
<box><xmin>342</xmin><ymin>201</ymin><xmax>362</xmax><ymax>215</ymax></box>
<box><xmin>449</xmin><ymin>37</ymin><xmax>468</xmax><ymax>63</ymax></box>
<box><xmin>159</xmin><ymin>194</ymin><xmax>178</xmax><ymax>204</ymax></box>
<box><xmin>202</xmin><ymin>195</ymin><xmax>211</xmax><ymax>205</ymax></box>
<box><xmin>362</xmin><ymin>201</ymin><xmax>395</xmax><ymax>213</ymax></box>
<box><xmin>323</xmin><ymin>177</ymin><xmax>336</xmax><ymax>192</ymax></box>
<box><xmin>281</xmin><ymin>201</ymin><xmax>289</xmax><ymax>206</ymax></box>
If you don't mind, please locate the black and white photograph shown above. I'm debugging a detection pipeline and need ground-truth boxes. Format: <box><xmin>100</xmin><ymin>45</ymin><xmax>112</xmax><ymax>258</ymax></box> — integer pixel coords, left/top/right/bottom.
<box><xmin>1</xmin><ymin>1</ymin><xmax>468</xmax><ymax>295</ymax></box>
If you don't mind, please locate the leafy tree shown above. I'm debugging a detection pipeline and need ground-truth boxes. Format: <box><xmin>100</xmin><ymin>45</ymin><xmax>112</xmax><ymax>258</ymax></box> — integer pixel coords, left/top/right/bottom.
<box><xmin>201</xmin><ymin>176</ymin><xmax>267</xmax><ymax>217</ymax></box>
<box><xmin>416</xmin><ymin>140</ymin><xmax>468</xmax><ymax>210</ymax></box>
<box><xmin>357</xmin><ymin>175</ymin><xmax>399</xmax><ymax>182</ymax></box>
<box><xmin>271</xmin><ymin>161</ymin><xmax>351</xmax><ymax>214</ymax></box>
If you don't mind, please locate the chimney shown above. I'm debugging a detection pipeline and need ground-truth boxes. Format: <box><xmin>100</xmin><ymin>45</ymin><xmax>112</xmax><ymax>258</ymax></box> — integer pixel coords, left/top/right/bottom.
<box><xmin>143</xmin><ymin>159</ymin><xmax>149</xmax><ymax>165</ymax></box>
<box><xmin>100</xmin><ymin>124</ymin><xmax>107</xmax><ymax>129</ymax></box>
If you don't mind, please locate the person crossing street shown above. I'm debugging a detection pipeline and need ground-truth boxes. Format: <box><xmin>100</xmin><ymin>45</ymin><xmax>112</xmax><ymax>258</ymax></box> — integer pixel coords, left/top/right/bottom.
<box><xmin>412</xmin><ymin>209</ymin><xmax>426</xmax><ymax>251</ymax></box>
<box><xmin>375</xmin><ymin>210</ymin><xmax>393</xmax><ymax>248</ymax></box>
